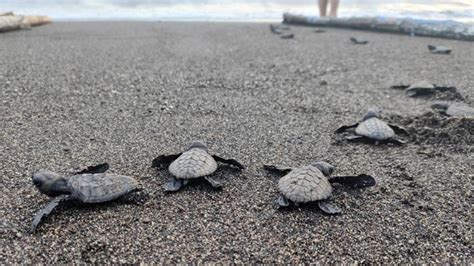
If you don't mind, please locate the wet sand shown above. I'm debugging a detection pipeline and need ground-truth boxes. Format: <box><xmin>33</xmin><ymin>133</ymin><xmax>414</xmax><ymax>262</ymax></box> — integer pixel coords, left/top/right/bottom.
<box><xmin>0</xmin><ymin>22</ymin><xmax>472</xmax><ymax>263</ymax></box>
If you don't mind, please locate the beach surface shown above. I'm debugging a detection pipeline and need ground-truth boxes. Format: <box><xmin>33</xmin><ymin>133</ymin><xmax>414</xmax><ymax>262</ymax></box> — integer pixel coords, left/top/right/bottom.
<box><xmin>1</xmin><ymin>22</ymin><xmax>472</xmax><ymax>263</ymax></box>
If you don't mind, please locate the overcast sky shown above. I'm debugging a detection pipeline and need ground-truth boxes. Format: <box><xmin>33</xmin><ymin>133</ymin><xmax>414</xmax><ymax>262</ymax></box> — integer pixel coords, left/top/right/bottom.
<box><xmin>2</xmin><ymin>0</ymin><xmax>472</xmax><ymax>22</ymax></box>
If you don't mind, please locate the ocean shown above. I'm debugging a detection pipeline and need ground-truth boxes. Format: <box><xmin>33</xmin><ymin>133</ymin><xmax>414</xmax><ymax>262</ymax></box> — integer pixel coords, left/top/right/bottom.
<box><xmin>2</xmin><ymin>0</ymin><xmax>473</xmax><ymax>23</ymax></box>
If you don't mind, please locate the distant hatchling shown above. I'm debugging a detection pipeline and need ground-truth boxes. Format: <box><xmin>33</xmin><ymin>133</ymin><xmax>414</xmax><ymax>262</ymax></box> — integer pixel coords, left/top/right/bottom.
<box><xmin>151</xmin><ymin>140</ymin><xmax>244</xmax><ymax>192</ymax></box>
<box><xmin>428</xmin><ymin>45</ymin><xmax>452</xmax><ymax>54</ymax></box>
<box><xmin>431</xmin><ymin>101</ymin><xmax>474</xmax><ymax>118</ymax></box>
<box><xmin>390</xmin><ymin>80</ymin><xmax>458</xmax><ymax>98</ymax></box>
<box><xmin>335</xmin><ymin>108</ymin><xmax>407</xmax><ymax>145</ymax></box>
<box><xmin>29</xmin><ymin>163</ymin><xmax>146</xmax><ymax>233</ymax></box>
<box><xmin>264</xmin><ymin>161</ymin><xmax>376</xmax><ymax>214</ymax></box>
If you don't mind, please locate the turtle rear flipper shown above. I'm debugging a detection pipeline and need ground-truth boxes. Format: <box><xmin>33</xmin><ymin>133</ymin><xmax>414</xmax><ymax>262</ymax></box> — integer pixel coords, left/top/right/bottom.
<box><xmin>330</xmin><ymin>174</ymin><xmax>376</xmax><ymax>189</ymax></box>
<box><xmin>203</xmin><ymin>176</ymin><xmax>222</xmax><ymax>189</ymax></box>
<box><xmin>335</xmin><ymin>123</ymin><xmax>359</xmax><ymax>133</ymax></box>
<box><xmin>387</xmin><ymin>138</ymin><xmax>406</xmax><ymax>145</ymax></box>
<box><xmin>434</xmin><ymin>86</ymin><xmax>457</xmax><ymax>93</ymax></box>
<box><xmin>212</xmin><ymin>155</ymin><xmax>244</xmax><ymax>170</ymax></box>
<box><xmin>163</xmin><ymin>178</ymin><xmax>185</xmax><ymax>192</ymax></box>
<box><xmin>29</xmin><ymin>195</ymin><xmax>69</xmax><ymax>234</ymax></box>
<box><xmin>388</xmin><ymin>124</ymin><xmax>408</xmax><ymax>135</ymax></box>
<box><xmin>317</xmin><ymin>200</ymin><xmax>341</xmax><ymax>214</ymax></box>
<box><xmin>151</xmin><ymin>153</ymin><xmax>182</xmax><ymax>168</ymax></box>
<box><xmin>263</xmin><ymin>164</ymin><xmax>293</xmax><ymax>176</ymax></box>
<box><xmin>118</xmin><ymin>188</ymin><xmax>149</xmax><ymax>204</ymax></box>
<box><xmin>345</xmin><ymin>135</ymin><xmax>373</xmax><ymax>143</ymax></box>
<box><xmin>74</xmin><ymin>162</ymin><xmax>109</xmax><ymax>175</ymax></box>
<box><xmin>276</xmin><ymin>195</ymin><xmax>290</xmax><ymax>208</ymax></box>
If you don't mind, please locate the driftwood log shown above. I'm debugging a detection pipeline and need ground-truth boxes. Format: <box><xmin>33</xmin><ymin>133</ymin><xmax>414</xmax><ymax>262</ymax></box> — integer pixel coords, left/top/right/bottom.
<box><xmin>283</xmin><ymin>13</ymin><xmax>474</xmax><ymax>41</ymax></box>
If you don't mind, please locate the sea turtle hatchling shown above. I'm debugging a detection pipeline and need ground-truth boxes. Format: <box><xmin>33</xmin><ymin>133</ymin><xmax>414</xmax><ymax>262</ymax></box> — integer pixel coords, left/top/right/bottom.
<box><xmin>264</xmin><ymin>161</ymin><xmax>376</xmax><ymax>214</ymax></box>
<box><xmin>431</xmin><ymin>101</ymin><xmax>474</xmax><ymax>118</ymax></box>
<box><xmin>428</xmin><ymin>45</ymin><xmax>452</xmax><ymax>54</ymax></box>
<box><xmin>29</xmin><ymin>163</ymin><xmax>146</xmax><ymax>233</ymax></box>
<box><xmin>390</xmin><ymin>80</ymin><xmax>457</xmax><ymax>98</ymax></box>
<box><xmin>151</xmin><ymin>140</ymin><xmax>244</xmax><ymax>192</ymax></box>
<box><xmin>335</xmin><ymin>108</ymin><xmax>408</xmax><ymax>145</ymax></box>
<box><xmin>350</xmin><ymin>37</ymin><xmax>368</xmax><ymax>44</ymax></box>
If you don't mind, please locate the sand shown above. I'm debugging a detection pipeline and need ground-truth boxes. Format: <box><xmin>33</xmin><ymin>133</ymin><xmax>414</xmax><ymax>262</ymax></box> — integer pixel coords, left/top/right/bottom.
<box><xmin>0</xmin><ymin>22</ymin><xmax>473</xmax><ymax>264</ymax></box>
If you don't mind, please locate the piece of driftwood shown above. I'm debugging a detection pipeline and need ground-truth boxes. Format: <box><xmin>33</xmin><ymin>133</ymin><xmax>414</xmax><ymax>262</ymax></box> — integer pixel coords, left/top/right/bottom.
<box><xmin>283</xmin><ymin>13</ymin><xmax>474</xmax><ymax>41</ymax></box>
<box><xmin>0</xmin><ymin>15</ymin><xmax>51</xmax><ymax>32</ymax></box>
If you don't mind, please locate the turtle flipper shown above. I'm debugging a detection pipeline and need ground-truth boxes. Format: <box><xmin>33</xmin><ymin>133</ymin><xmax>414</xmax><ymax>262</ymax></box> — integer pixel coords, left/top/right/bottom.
<box><xmin>29</xmin><ymin>195</ymin><xmax>69</xmax><ymax>234</ymax></box>
<box><xmin>74</xmin><ymin>162</ymin><xmax>109</xmax><ymax>175</ymax></box>
<box><xmin>335</xmin><ymin>123</ymin><xmax>359</xmax><ymax>133</ymax></box>
<box><xmin>329</xmin><ymin>174</ymin><xmax>376</xmax><ymax>189</ymax></box>
<box><xmin>163</xmin><ymin>178</ymin><xmax>185</xmax><ymax>192</ymax></box>
<box><xmin>118</xmin><ymin>188</ymin><xmax>150</xmax><ymax>204</ymax></box>
<box><xmin>388</xmin><ymin>124</ymin><xmax>408</xmax><ymax>135</ymax></box>
<box><xmin>387</xmin><ymin>138</ymin><xmax>406</xmax><ymax>145</ymax></box>
<box><xmin>263</xmin><ymin>165</ymin><xmax>292</xmax><ymax>176</ymax></box>
<box><xmin>151</xmin><ymin>153</ymin><xmax>182</xmax><ymax>168</ymax></box>
<box><xmin>434</xmin><ymin>86</ymin><xmax>457</xmax><ymax>93</ymax></box>
<box><xmin>276</xmin><ymin>195</ymin><xmax>290</xmax><ymax>208</ymax></box>
<box><xmin>317</xmin><ymin>200</ymin><xmax>341</xmax><ymax>214</ymax></box>
<box><xmin>212</xmin><ymin>155</ymin><xmax>244</xmax><ymax>170</ymax></box>
<box><xmin>203</xmin><ymin>176</ymin><xmax>222</xmax><ymax>189</ymax></box>
<box><xmin>345</xmin><ymin>135</ymin><xmax>372</xmax><ymax>143</ymax></box>
<box><xmin>390</xmin><ymin>84</ymin><xmax>410</xmax><ymax>90</ymax></box>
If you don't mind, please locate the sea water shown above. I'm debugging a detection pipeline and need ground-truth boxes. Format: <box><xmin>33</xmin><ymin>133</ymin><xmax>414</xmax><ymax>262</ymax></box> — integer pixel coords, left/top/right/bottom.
<box><xmin>2</xmin><ymin>0</ymin><xmax>473</xmax><ymax>23</ymax></box>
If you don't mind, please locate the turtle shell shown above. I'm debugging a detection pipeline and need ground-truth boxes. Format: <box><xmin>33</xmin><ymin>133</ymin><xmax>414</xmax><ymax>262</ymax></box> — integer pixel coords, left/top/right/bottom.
<box><xmin>278</xmin><ymin>165</ymin><xmax>332</xmax><ymax>203</ymax></box>
<box><xmin>405</xmin><ymin>80</ymin><xmax>435</xmax><ymax>97</ymax></box>
<box><xmin>169</xmin><ymin>148</ymin><xmax>218</xmax><ymax>179</ymax></box>
<box><xmin>68</xmin><ymin>173</ymin><xmax>138</xmax><ymax>203</ymax></box>
<box><xmin>446</xmin><ymin>104</ymin><xmax>474</xmax><ymax>118</ymax></box>
<box><xmin>355</xmin><ymin>117</ymin><xmax>395</xmax><ymax>140</ymax></box>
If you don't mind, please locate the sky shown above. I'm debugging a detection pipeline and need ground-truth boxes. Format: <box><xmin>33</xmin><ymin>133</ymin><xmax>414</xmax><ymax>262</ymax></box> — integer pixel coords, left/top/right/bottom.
<box><xmin>2</xmin><ymin>0</ymin><xmax>473</xmax><ymax>22</ymax></box>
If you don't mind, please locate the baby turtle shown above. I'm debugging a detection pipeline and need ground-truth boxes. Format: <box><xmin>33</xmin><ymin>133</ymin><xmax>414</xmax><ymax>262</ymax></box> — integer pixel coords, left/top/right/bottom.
<box><xmin>390</xmin><ymin>80</ymin><xmax>457</xmax><ymax>97</ymax></box>
<box><xmin>29</xmin><ymin>163</ymin><xmax>145</xmax><ymax>233</ymax></box>
<box><xmin>428</xmin><ymin>45</ymin><xmax>451</xmax><ymax>54</ymax></box>
<box><xmin>264</xmin><ymin>161</ymin><xmax>376</xmax><ymax>214</ymax></box>
<box><xmin>350</xmin><ymin>37</ymin><xmax>368</xmax><ymax>44</ymax></box>
<box><xmin>151</xmin><ymin>140</ymin><xmax>244</xmax><ymax>192</ymax></box>
<box><xmin>335</xmin><ymin>108</ymin><xmax>407</xmax><ymax>145</ymax></box>
<box><xmin>431</xmin><ymin>101</ymin><xmax>474</xmax><ymax>118</ymax></box>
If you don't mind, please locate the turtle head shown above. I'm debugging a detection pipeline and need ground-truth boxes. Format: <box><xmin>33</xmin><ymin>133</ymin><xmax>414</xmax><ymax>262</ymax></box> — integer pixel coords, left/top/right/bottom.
<box><xmin>362</xmin><ymin>108</ymin><xmax>380</xmax><ymax>121</ymax></box>
<box><xmin>311</xmin><ymin>161</ymin><xmax>334</xmax><ymax>176</ymax></box>
<box><xmin>187</xmin><ymin>140</ymin><xmax>208</xmax><ymax>151</ymax></box>
<box><xmin>431</xmin><ymin>101</ymin><xmax>449</xmax><ymax>112</ymax></box>
<box><xmin>32</xmin><ymin>170</ymin><xmax>70</xmax><ymax>197</ymax></box>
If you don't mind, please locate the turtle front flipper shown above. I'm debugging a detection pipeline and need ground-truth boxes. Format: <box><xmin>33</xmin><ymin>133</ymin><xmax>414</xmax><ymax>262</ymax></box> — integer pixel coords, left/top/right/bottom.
<box><xmin>317</xmin><ymin>200</ymin><xmax>341</xmax><ymax>214</ymax></box>
<box><xmin>388</xmin><ymin>124</ymin><xmax>408</xmax><ymax>135</ymax></box>
<box><xmin>329</xmin><ymin>174</ymin><xmax>376</xmax><ymax>189</ymax></box>
<box><xmin>203</xmin><ymin>176</ymin><xmax>222</xmax><ymax>189</ymax></box>
<box><xmin>163</xmin><ymin>178</ymin><xmax>185</xmax><ymax>192</ymax></box>
<box><xmin>151</xmin><ymin>153</ymin><xmax>182</xmax><ymax>169</ymax></box>
<box><xmin>276</xmin><ymin>195</ymin><xmax>290</xmax><ymax>208</ymax></box>
<box><xmin>29</xmin><ymin>195</ymin><xmax>70</xmax><ymax>234</ymax></box>
<box><xmin>434</xmin><ymin>86</ymin><xmax>457</xmax><ymax>93</ymax></box>
<box><xmin>74</xmin><ymin>162</ymin><xmax>109</xmax><ymax>175</ymax></box>
<box><xmin>212</xmin><ymin>155</ymin><xmax>245</xmax><ymax>170</ymax></box>
<box><xmin>335</xmin><ymin>123</ymin><xmax>359</xmax><ymax>133</ymax></box>
<box><xmin>263</xmin><ymin>165</ymin><xmax>292</xmax><ymax>177</ymax></box>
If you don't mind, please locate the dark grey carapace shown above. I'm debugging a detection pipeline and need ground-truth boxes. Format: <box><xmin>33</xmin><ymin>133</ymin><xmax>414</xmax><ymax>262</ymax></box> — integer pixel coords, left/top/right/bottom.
<box><xmin>29</xmin><ymin>163</ymin><xmax>145</xmax><ymax>233</ymax></box>
<box><xmin>431</xmin><ymin>101</ymin><xmax>474</xmax><ymax>118</ymax></box>
<box><xmin>335</xmin><ymin>108</ymin><xmax>407</xmax><ymax>145</ymax></box>
<box><xmin>390</xmin><ymin>80</ymin><xmax>458</xmax><ymax>98</ymax></box>
<box><xmin>264</xmin><ymin>161</ymin><xmax>376</xmax><ymax>214</ymax></box>
<box><xmin>151</xmin><ymin>140</ymin><xmax>244</xmax><ymax>192</ymax></box>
